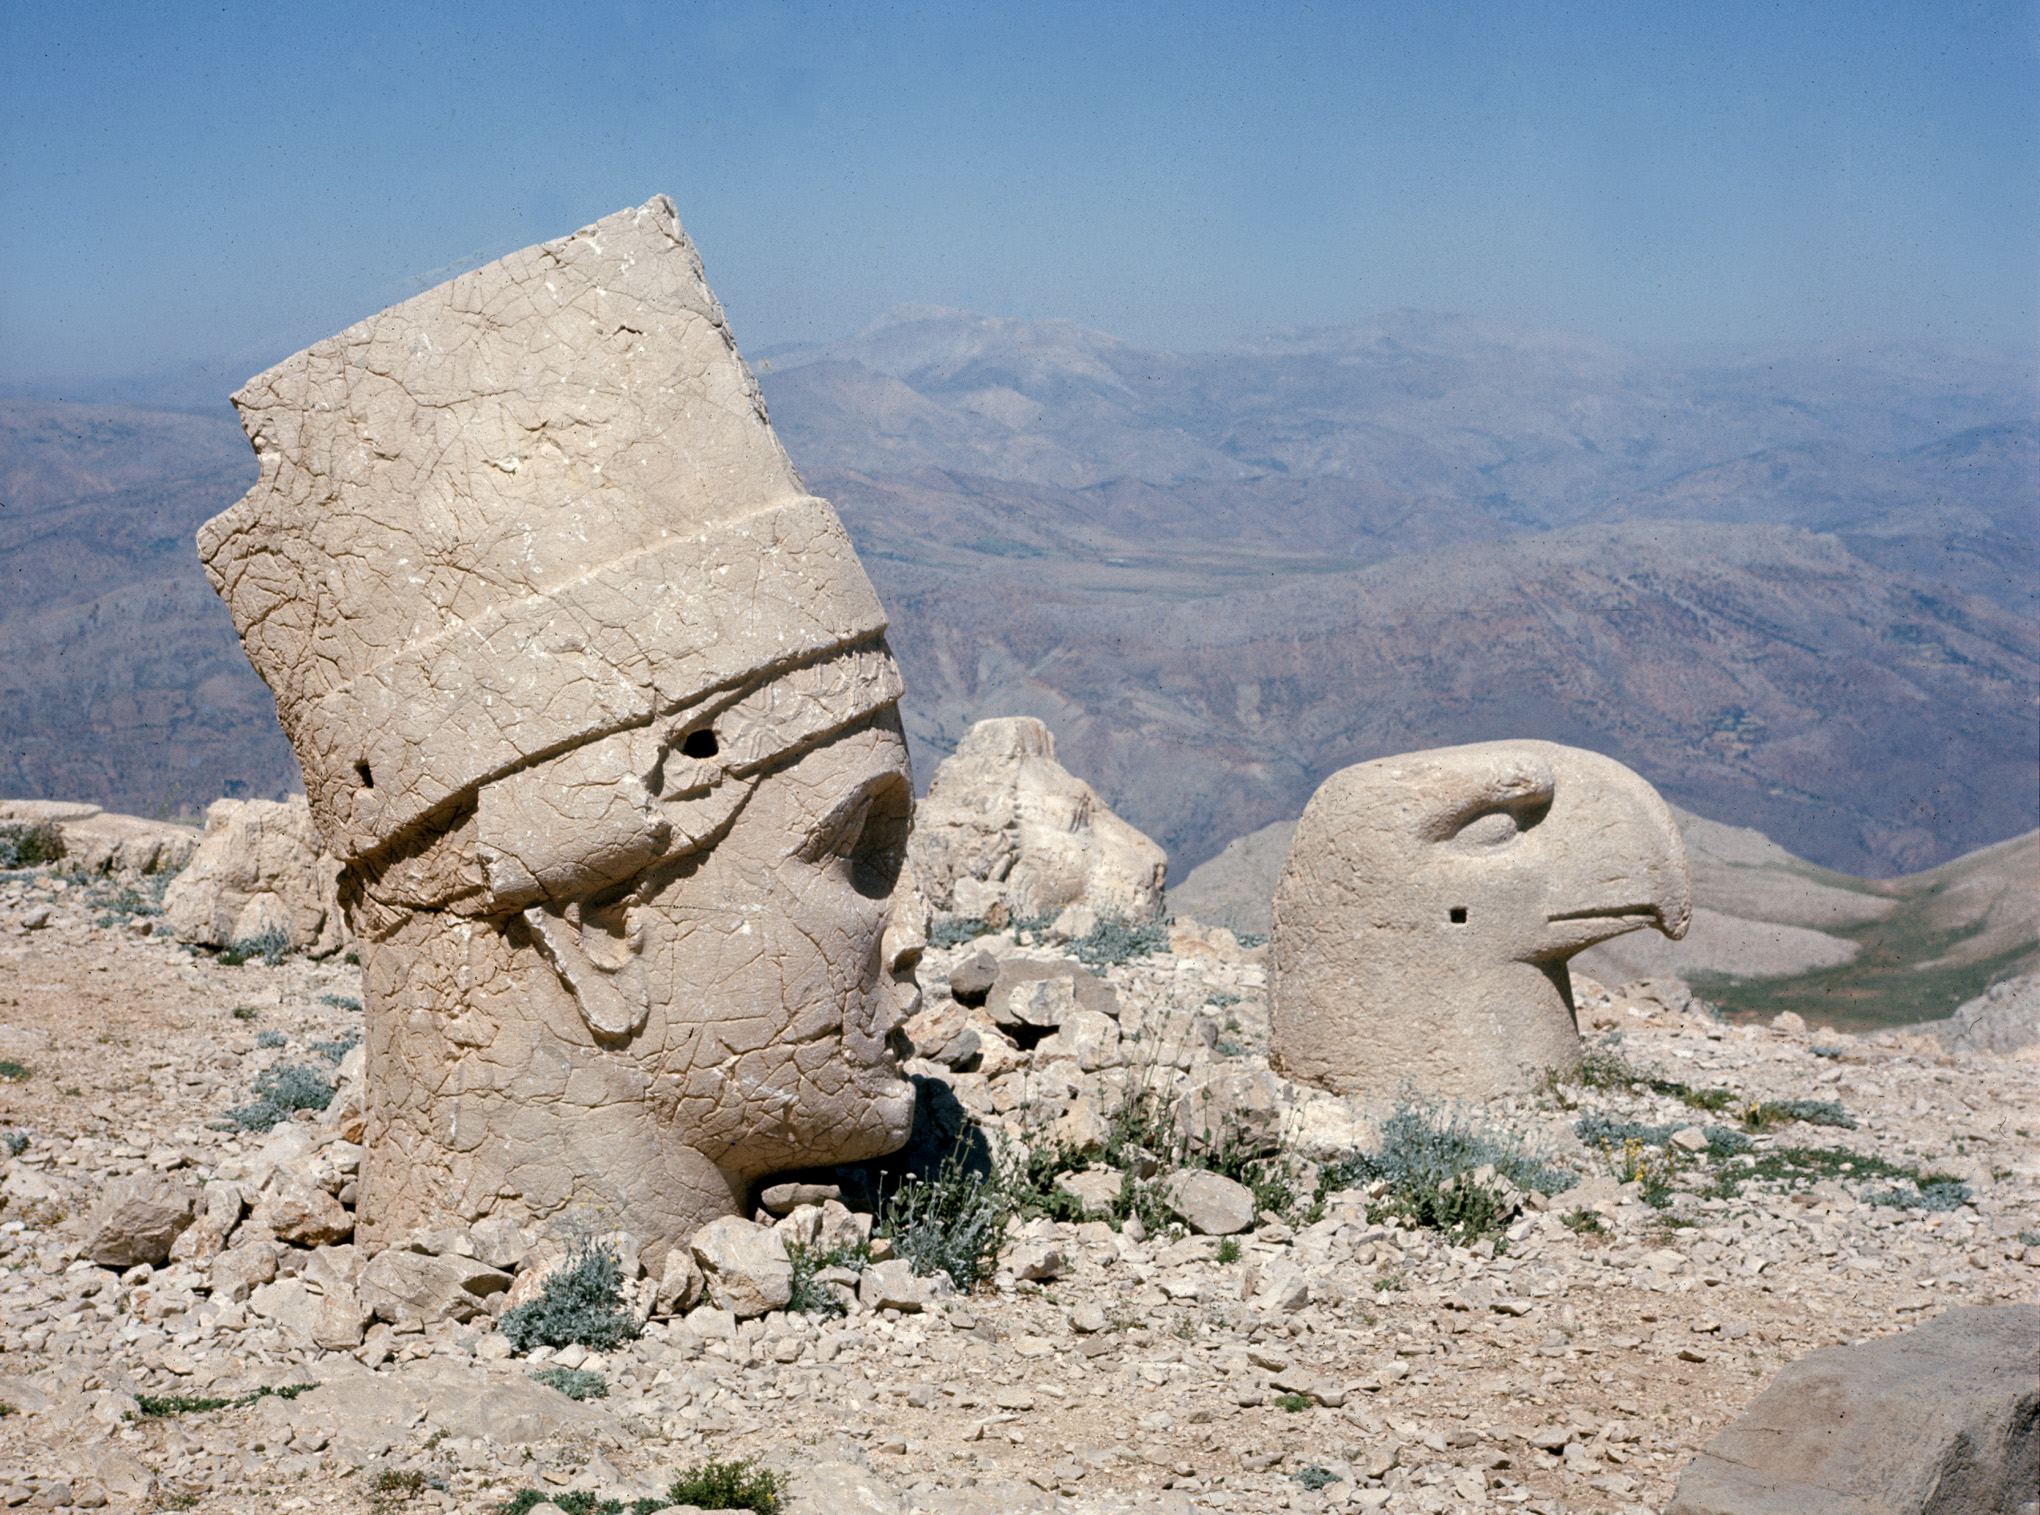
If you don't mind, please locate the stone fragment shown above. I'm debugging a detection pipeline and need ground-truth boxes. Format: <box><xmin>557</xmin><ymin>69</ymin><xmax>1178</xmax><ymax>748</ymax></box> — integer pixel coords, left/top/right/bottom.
<box><xmin>208</xmin><ymin>1237</ymin><xmax>280</xmax><ymax>1303</ymax></box>
<box><xmin>161</xmin><ymin>795</ymin><xmax>347</xmax><ymax>955</ymax></box>
<box><xmin>987</xmin><ymin>959</ymin><xmax>1118</xmax><ymax>1031</ymax></box>
<box><xmin>80</xmin><ymin>1173</ymin><xmax>197</xmax><ymax>1267</ymax></box>
<box><xmin>1162</xmin><ymin>1169</ymin><xmax>1257</xmax><ymax>1235</ymax></box>
<box><xmin>167</xmin><ymin>1182</ymin><xmax>246</xmax><ymax>1265</ymax></box>
<box><xmin>1270</xmin><ymin>741</ymin><xmax>1691</xmax><ymax>1099</ymax></box>
<box><xmin>760</xmin><ymin>1182</ymin><xmax>841</xmax><ymax>1215</ymax></box>
<box><xmin>1037</xmin><ymin>1009</ymin><xmax>1122</xmax><ymax>1070</ymax></box>
<box><xmin>654</xmin><ymin>1245</ymin><xmax>704</xmax><ymax>1317</ymax></box>
<box><xmin>1005</xmin><ymin>1239</ymin><xmax>1067</xmax><ymax>1281</ymax></box>
<box><xmin>195</xmin><ymin>194</ymin><xmax>923</xmax><ymax>1256</ymax></box>
<box><xmin>858</xmin><ymin>1258</ymin><xmax>953</xmax><ymax>1312</ymax></box>
<box><xmin>1667</xmin><ymin>1304</ymin><xmax>2039</xmax><ymax>1515</ymax></box>
<box><xmin>356</xmin><ymin>1248</ymin><xmax>511</xmax><ymax>1325</ymax></box>
<box><xmin>1179</xmin><ymin>1068</ymin><xmax>1286</xmax><ymax>1157</ymax></box>
<box><xmin>1670</xmin><ymin>1125</ymin><xmax>1710</xmax><ymax>1151</ymax></box>
<box><xmin>251</xmin><ymin>1168</ymin><xmax>353</xmax><ymax>1247</ymax></box>
<box><xmin>947</xmin><ymin>951</ymin><xmax>1001</xmax><ymax>1007</ymax></box>
<box><xmin>690</xmin><ymin>1216</ymin><xmax>793</xmax><ymax>1318</ymax></box>
<box><xmin>1053</xmin><ymin>1167</ymin><xmax>1124</xmax><ymax>1214</ymax></box>
<box><xmin>911</xmin><ymin>717</ymin><xmax>1167</xmax><ymax>925</ymax></box>
<box><xmin>1067</xmin><ymin>1302</ymin><xmax>1110</xmax><ymax>1334</ymax></box>
<box><xmin>469</xmin><ymin>1215</ymin><xmax>532</xmax><ymax>1272</ymax></box>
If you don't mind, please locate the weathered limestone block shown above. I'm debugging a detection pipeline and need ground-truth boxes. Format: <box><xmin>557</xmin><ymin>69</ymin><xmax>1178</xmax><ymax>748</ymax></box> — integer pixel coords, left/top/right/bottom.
<box><xmin>251</xmin><ymin>1168</ymin><xmax>353</xmax><ymax>1247</ymax></box>
<box><xmin>689</xmin><ymin>1216</ymin><xmax>792</xmax><ymax>1318</ymax></box>
<box><xmin>1667</xmin><ymin>1304</ymin><xmax>2038</xmax><ymax>1515</ymax></box>
<box><xmin>161</xmin><ymin>795</ymin><xmax>345</xmax><ymax>954</ymax></box>
<box><xmin>1037</xmin><ymin>1009</ymin><xmax>1122</xmax><ymax>1071</ymax></box>
<box><xmin>987</xmin><ymin>959</ymin><xmax>1118</xmax><ymax>1031</ymax></box>
<box><xmin>80</xmin><ymin>1174</ymin><xmax>197</xmax><ymax>1268</ymax></box>
<box><xmin>1163</xmin><ymin>1169</ymin><xmax>1256</xmax><ymax>1235</ymax></box>
<box><xmin>1270</xmin><ymin>741</ymin><xmax>1691</xmax><ymax>1100</ymax></box>
<box><xmin>357</xmin><ymin>1248</ymin><xmax>512</xmax><ymax>1325</ymax></box>
<box><xmin>911</xmin><ymin>717</ymin><xmax>1167</xmax><ymax>924</ymax></box>
<box><xmin>858</xmin><ymin>1257</ymin><xmax>953</xmax><ymax>1312</ymax></box>
<box><xmin>0</xmin><ymin>800</ymin><xmax>200</xmax><ymax>875</ymax></box>
<box><xmin>195</xmin><ymin>196</ymin><xmax>923</xmax><ymax>1266</ymax></box>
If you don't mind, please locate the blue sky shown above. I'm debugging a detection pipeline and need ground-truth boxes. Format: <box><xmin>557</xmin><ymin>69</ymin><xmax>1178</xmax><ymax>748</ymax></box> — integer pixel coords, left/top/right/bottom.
<box><xmin>2</xmin><ymin>0</ymin><xmax>2033</xmax><ymax>391</ymax></box>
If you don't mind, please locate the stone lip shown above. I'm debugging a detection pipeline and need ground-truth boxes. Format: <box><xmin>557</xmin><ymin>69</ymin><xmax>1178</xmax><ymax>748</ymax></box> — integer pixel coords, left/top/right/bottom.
<box><xmin>1666</xmin><ymin>1303</ymin><xmax>2040</xmax><ymax>1515</ymax></box>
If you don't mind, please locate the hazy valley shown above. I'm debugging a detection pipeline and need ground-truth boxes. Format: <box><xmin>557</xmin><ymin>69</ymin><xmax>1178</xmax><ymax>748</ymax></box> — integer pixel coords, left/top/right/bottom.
<box><xmin>2</xmin><ymin>308</ymin><xmax>2034</xmax><ymax>884</ymax></box>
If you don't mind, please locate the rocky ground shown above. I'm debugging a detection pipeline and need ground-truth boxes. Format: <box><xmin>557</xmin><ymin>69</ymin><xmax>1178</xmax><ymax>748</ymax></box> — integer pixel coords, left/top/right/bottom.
<box><xmin>0</xmin><ymin>864</ymin><xmax>2035</xmax><ymax>1515</ymax></box>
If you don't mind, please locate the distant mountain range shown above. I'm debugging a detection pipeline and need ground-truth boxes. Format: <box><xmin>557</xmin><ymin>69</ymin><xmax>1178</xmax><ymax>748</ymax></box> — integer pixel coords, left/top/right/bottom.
<box><xmin>1</xmin><ymin>307</ymin><xmax>2032</xmax><ymax>883</ymax></box>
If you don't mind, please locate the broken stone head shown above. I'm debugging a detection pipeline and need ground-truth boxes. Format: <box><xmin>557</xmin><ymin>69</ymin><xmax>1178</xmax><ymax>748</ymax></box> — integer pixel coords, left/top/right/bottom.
<box><xmin>196</xmin><ymin>197</ymin><xmax>920</xmax><ymax>1260</ymax></box>
<box><xmin>1269</xmin><ymin>741</ymin><xmax>1691</xmax><ymax>1100</ymax></box>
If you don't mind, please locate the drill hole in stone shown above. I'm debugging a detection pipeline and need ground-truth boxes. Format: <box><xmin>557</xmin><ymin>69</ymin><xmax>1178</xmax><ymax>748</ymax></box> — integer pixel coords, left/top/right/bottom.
<box><xmin>356</xmin><ymin>761</ymin><xmax>374</xmax><ymax>789</ymax></box>
<box><xmin>1449</xmin><ymin>906</ymin><xmax>1468</xmax><ymax>924</ymax></box>
<box><xmin>681</xmin><ymin>728</ymin><xmax>719</xmax><ymax>760</ymax></box>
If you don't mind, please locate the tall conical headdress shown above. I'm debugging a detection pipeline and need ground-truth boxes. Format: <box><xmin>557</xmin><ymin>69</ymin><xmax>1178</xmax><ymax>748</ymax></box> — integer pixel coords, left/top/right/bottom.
<box><xmin>200</xmin><ymin>197</ymin><xmax>892</xmax><ymax>866</ymax></box>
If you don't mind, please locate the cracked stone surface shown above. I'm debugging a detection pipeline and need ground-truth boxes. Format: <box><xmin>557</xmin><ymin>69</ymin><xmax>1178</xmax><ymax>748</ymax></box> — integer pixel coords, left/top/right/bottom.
<box><xmin>1269</xmin><ymin>742</ymin><xmax>1693</xmax><ymax>1101</ymax></box>
<box><xmin>195</xmin><ymin>196</ymin><xmax>923</xmax><ymax>1261</ymax></box>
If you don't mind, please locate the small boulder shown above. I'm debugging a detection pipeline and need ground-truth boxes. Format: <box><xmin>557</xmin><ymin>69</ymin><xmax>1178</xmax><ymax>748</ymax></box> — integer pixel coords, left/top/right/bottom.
<box><xmin>690</xmin><ymin>1216</ymin><xmax>793</xmax><ymax>1318</ymax></box>
<box><xmin>858</xmin><ymin>1258</ymin><xmax>953</xmax><ymax>1313</ymax></box>
<box><xmin>1053</xmin><ymin>1167</ymin><xmax>1124</xmax><ymax>1215</ymax></box>
<box><xmin>161</xmin><ymin>794</ymin><xmax>347</xmax><ymax>956</ymax></box>
<box><xmin>208</xmin><ymin>1237</ymin><xmax>281</xmax><ymax>1303</ymax></box>
<box><xmin>1037</xmin><ymin>1009</ymin><xmax>1122</xmax><ymax>1070</ymax></box>
<box><xmin>357</xmin><ymin>1247</ymin><xmax>511</xmax><ymax>1325</ymax></box>
<box><xmin>947</xmin><ymin>951</ymin><xmax>1001</xmax><ymax>1007</ymax></box>
<box><xmin>1162</xmin><ymin>1169</ymin><xmax>1256</xmax><ymax>1236</ymax></box>
<box><xmin>654</xmin><ymin>1245</ymin><xmax>704</xmax><ymax>1317</ymax></box>
<box><xmin>251</xmin><ymin>1169</ymin><xmax>352</xmax><ymax>1247</ymax></box>
<box><xmin>987</xmin><ymin>959</ymin><xmax>1118</xmax><ymax>1032</ymax></box>
<box><xmin>759</xmin><ymin>1182</ymin><xmax>841</xmax><ymax>1216</ymax></box>
<box><xmin>81</xmin><ymin>1174</ymin><xmax>197</xmax><ymax>1267</ymax></box>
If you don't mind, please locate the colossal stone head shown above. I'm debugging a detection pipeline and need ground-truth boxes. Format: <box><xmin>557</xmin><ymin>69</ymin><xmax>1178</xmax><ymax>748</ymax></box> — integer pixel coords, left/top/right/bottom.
<box><xmin>1269</xmin><ymin>740</ymin><xmax>1691</xmax><ymax>1100</ymax></box>
<box><xmin>197</xmin><ymin>197</ymin><xmax>919</xmax><ymax>1259</ymax></box>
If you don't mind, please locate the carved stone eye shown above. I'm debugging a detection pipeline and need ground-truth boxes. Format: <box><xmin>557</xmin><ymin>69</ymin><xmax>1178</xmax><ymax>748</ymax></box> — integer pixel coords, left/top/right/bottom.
<box><xmin>1455</xmin><ymin>810</ymin><xmax>1520</xmax><ymax>847</ymax></box>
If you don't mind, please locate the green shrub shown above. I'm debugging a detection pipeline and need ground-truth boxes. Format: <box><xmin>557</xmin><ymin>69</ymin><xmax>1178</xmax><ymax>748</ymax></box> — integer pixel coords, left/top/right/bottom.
<box><xmin>1329</xmin><ymin>1096</ymin><xmax>1575</xmax><ymax>1242</ymax></box>
<box><xmin>0</xmin><ymin>822</ymin><xmax>63</xmax><ymax>870</ymax></box>
<box><xmin>785</xmin><ymin>1239</ymin><xmax>870</xmax><ymax>1317</ymax></box>
<box><xmin>0</xmin><ymin>1062</ymin><xmax>30</xmax><ymax>1083</ymax></box>
<box><xmin>1215</xmin><ymin>1236</ymin><xmax>1241</xmax><ymax>1264</ymax></box>
<box><xmin>1293</xmin><ymin>1466</ymin><xmax>1343</xmax><ymax>1490</ymax></box>
<box><xmin>879</xmin><ymin>1145</ymin><xmax>1007</xmax><ymax>1291</ymax></box>
<box><xmin>1</xmin><ymin>1131</ymin><xmax>27</xmax><ymax>1157</ymax></box>
<box><xmin>665</xmin><ymin>1455</ymin><xmax>783</xmax><ymax>1513</ymax></box>
<box><xmin>134</xmin><ymin>1383</ymin><xmax>310</xmax><ymax>1417</ymax></box>
<box><xmin>309</xmin><ymin>1032</ymin><xmax>361</xmax><ymax>1064</ymax></box>
<box><xmin>1069</xmin><ymin>917</ymin><xmax>1169</xmax><ymax>968</ymax></box>
<box><xmin>319</xmin><ymin>994</ymin><xmax>363</xmax><ymax>1012</ymax></box>
<box><xmin>1276</xmin><ymin>1391</ymin><xmax>1313</xmax><ymax>1412</ymax></box>
<box><xmin>928</xmin><ymin>916</ymin><xmax>991</xmax><ymax>949</ymax></box>
<box><xmin>219</xmin><ymin>926</ymin><xmax>290</xmax><ymax>967</ymax></box>
<box><xmin>1744</xmin><ymin>1098</ymin><xmax>1855</xmax><ymax>1132</ymax></box>
<box><xmin>1561</xmin><ymin>1208</ymin><xmax>1609</xmax><ymax>1235</ymax></box>
<box><xmin>499</xmin><ymin>1238</ymin><xmax>641</xmax><ymax>1354</ymax></box>
<box><xmin>529</xmin><ymin>1366</ymin><xmax>607</xmax><ymax>1400</ymax></box>
<box><xmin>226</xmin><ymin>1063</ymin><xmax>333</xmax><ymax>1131</ymax></box>
<box><xmin>255</xmin><ymin>1030</ymin><xmax>287</xmax><ymax>1049</ymax></box>
<box><xmin>231</xmin><ymin>1005</ymin><xmax>259</xmax><ymax>1021</ymax></box>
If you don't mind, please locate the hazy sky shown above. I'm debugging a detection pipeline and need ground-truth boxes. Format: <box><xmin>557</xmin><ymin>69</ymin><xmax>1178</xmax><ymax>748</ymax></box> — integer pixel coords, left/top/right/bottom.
<box><xmin>3</xmin><ymin>0</ymin><xmax>2034</xmax><ymax>392</ymax></box>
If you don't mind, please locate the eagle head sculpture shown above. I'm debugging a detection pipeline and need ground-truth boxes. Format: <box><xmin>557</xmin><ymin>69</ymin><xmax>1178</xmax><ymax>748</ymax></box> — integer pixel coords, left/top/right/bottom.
<box><xmin>1269</xmin><ymin>740</ymin><xmax>1692</xmax><ymax>1101</ymax></box>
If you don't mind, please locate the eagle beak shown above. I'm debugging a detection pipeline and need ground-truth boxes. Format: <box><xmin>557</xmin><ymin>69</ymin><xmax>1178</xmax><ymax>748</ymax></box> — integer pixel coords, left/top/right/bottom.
<box><xmin>1536</xmin><ymin>758</ymin><xmax>1691</xmax><ymax>960</ymax></box>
